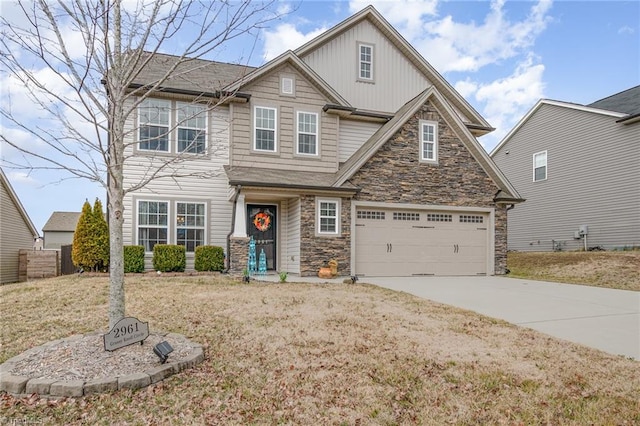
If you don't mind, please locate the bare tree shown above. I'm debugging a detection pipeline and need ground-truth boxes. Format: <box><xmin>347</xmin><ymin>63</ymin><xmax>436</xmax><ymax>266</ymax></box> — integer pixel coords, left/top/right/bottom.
<box><xmin>1</xmin><ymin>0</ymin><xmax>280</xmax><ymax>329</ymax></box>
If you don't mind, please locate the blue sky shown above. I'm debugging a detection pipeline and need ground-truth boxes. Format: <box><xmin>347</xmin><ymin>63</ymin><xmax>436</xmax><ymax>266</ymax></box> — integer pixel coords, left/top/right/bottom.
<box><xmin>2</xmin><ymin>0</ymin><xmax>638</xmax><ymax>235</ymax></box>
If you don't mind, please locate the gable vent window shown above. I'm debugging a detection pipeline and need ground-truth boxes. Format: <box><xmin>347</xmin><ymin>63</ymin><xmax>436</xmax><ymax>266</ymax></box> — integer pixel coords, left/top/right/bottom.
<box><xmin>533</xmin><ymin>151</ymin><xmax>547</xmax><ymax>182</ymax></box>
<box><xmin>427</xmin><ymin>213</ymin><xmax>452</xmax><ymax>222</ymax></box>
<box><xmin>393</xmin><ymin>212</ymin><xmax>420</xmax><ymax>221</ymax></box>
<box><xmin>357</xmin><ymin>211</ymin><xmax>385</xmax><ymax>220</ymax></box>
<box><xmin>281</xmin><ymin>77</ymin><xmax>294</xmax><ymax>95</ymax></box>
<box><xmin>460</xmin><ymin>215</ymin><xmax>483</xmax><ymax>223</ymax></box>
<box><xmin>358</xmin><ymin>43</ymin><xmax>373</xmax><ymax>81</ymax></box>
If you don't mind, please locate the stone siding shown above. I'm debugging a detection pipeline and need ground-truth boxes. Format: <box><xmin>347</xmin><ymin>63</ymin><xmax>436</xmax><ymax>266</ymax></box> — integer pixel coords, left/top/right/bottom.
<box><xmin>229</xmin><ymin>237</ymin><xmax>250</xmax><ymax>275</ymax></box>
<box><xmin>299</xmin><ymin>195</ymin><xmax>351</xmax><ymax>277</ymax></box>
<box><xmin>347</xmin><ymin>100</ymin><xmax>508</xmax><ymax>274</ymax></box>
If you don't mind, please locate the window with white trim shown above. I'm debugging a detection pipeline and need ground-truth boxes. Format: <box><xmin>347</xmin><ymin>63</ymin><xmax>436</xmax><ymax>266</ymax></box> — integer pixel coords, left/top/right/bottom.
<box><xmin>533</xmin><ymin>151</ymin><xmax>547</xmax><ymax>181</ymax></box>
<box><xmin>254</xmin><ymin>106</ymin><xmax>277</xmax><ymax>152</ymax></box>
<box><xmin>358</xmin><ymin>43</ymin><xmax>373</xmax><ymax>80</ymax></box>
<box><xmin>138</xmin><ymin>201</ymin><xmax>168</xmax><ymax>252</ymax></box>
<box><xmin>420</xmin><ymin>120</ymin><xmax>438</xmax><ymax>162</ymax></box>
<box><xmin>177</xmin><ymin>103</ymin><xmax>206</xmax><ymax>154</ymax></box>
<box><xmin>176</xmin><ymin>202</ymin><xmax>205</xmax><ymax>252</ymax></box>
<box><xmin>297</xmin><ymin>112</ymin><xmax>318</xmax><ymax>155</ymax></box>
<box><xmin>317</xmin><ymin>198</ymin><xmax>340</xmax><ymax>235</ymax></box>
<box><xmin>139</xmin><ymin>99</ymin><xmax>170</xmax><ymax>151</ymax></box>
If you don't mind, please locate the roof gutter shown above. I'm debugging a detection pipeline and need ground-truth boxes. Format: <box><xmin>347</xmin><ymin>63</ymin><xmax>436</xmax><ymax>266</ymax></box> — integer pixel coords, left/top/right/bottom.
<box><xmin>125</xmin><ymin>83</ymin><xmax>251</xmax><ymax>102</ymax></box>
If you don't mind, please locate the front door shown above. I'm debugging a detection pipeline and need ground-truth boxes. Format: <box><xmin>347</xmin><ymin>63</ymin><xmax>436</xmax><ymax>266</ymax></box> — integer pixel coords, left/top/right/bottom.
<box><xmin>247</xmin><ymin>204</ymin><xmax>277</xmax><ymax>270</ymax></box>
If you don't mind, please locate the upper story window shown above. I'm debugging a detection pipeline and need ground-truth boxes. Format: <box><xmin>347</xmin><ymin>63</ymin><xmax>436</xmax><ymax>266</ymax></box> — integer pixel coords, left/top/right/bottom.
<box><xmin>297</xmin><ymin>112</ymin><xmax>318</xmax><ymax>155</ymax></box>
<box><xmin>254</xmin><ymin>106</ymin><xmax>277</xmax><ymax>152</ymax></box>
<box><xmin>177</xmin><ymin>103</ymin><xmax>207</xmax><ymax>154</ymax></box>
<box><xmin>317</xmin><ymin>198</ymin><xmax>340</xmax><ymax>235</ymax></box>
<box><xmin>139</xmin><ymin>99</ymin><xmax>170</xmax><ymax>152</ymax></box>
<box><xmin>358</xmin><ymin>43</ymin><xmax>373</xmax><ymax>81</ymax></box>
<box><xmin>533</xmin><ymin>151</ymin><xmax>547</xmax><ymax>181</ymax></box>
<box><xmin>138</xmin><ymin>99</ymin><xmax>208</xmax><ymax>154</ymax></box>
<box><xmin>420</xmin><ymin>120</ymin><xmax>438</xmax><ymax>163</ymax></box>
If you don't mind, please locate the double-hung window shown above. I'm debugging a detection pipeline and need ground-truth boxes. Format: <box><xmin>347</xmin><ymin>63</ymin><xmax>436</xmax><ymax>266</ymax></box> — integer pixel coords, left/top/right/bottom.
<box><xmin>139</xmin><ymin>99</ymin><xmax>170</xmax><ymax>151</ymax></box>
<box><xmin>176</xmin><ymin>202</ymin><xmax>205</xmax><ymax>252</ymax></box>
<box><xmin>177</xmin><ymin>103</ymin><xmax>207</xmax><ymax>154</ymax></box>
<box><xmin>138</xmin><ymin>201</ymin><xmax>168</xmax><ymax>252</ymax></box>
<box><xmin>297</xmin><ymin>112</ymin><xmax>318</xmax><ymax>155</ymax></box>
<box><xmin>533</xmin><ymin>151</ymin><xmax>547</xmax><ymax>181</ymax></box>
<box><xmin>420</xmin><ymin>120</ymin><xmax>438</xmax><ymax>163</ymax></box>
<box><xmin>317</xmin><ymin>198</ymin><xmax>340</xmax><ymax>235</ymax></box>
<box><xmin>358</xmin><ymin>43</ymin><xmax>373</xmax><ymax>80</ymax></box>
<box><xmin>254</xmin><ymin>106</ymin><xmax>277</xmax><ymax>152</ymax></box>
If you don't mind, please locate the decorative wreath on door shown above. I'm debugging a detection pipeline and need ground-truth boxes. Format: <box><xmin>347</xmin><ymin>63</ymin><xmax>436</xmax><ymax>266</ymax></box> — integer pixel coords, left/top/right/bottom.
<box><xmin>253</xmin><ymin>212</ymin><xmax>271</xmax><ymax>232</ymax></box>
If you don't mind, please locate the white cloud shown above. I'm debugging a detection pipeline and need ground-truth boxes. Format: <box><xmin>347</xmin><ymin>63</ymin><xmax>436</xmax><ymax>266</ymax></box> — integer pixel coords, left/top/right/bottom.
<box><xmin>415</xmin><ymin>0</ymin><xmax>553</xmax><ymax>72</ymax></box>
<box><xmin>262</xmin><ymin>23</ymin><xmax>328</xmax><ymax>61</ymax></box>
<box><xmin>6</xmin><ymin>171</ymin><xmax>39</xmax><ymax>186</ymax></box>
<box><xmin>349</xmin><ymin>0</ymin><xmax>438</xmax><ymax>39</ymax></box>
<box><xmin>618</xmin><ymin>26</ymin><xmax>635</xmax><ymax>35</ymax></box>
<box><xmin>465</xmin><ymin>55</ymin><xmax>546</xmax><ymax>151</ymax></box>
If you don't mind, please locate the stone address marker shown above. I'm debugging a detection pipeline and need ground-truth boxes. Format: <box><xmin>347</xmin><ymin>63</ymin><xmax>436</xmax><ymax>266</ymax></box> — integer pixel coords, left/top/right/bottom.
<box><xmin>103</xmin><ymin>317</ymin><xmax>149</xmax><ymax>351</ymax></box>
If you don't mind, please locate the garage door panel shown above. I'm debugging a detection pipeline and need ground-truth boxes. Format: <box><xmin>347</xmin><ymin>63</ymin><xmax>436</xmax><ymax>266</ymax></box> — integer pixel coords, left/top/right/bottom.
<box><xmin>355</xmin><ymin>208</ymin><xmax>488</xmax><ymax>277</ymax></box>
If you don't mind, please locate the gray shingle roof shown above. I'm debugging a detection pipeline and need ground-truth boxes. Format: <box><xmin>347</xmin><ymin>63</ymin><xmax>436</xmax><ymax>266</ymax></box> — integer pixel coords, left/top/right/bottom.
<box><xmin>587</xmin><ymin>85</ymin><xmax>640</xmax><ymax>116</ymax></box>
<box><xmin>224</xmin><ymin>166</ymin><xmax>357</xmax><ymax>192</ymax></box>
<box><xmin>131</xmin><ymin>52</ymin><xmax>256</xmax><ymax>93</ymax></box>
<box><xmin>42</xmin><ymin>212</ymin><xmax>81</xmax><ymax>232</ymax></box>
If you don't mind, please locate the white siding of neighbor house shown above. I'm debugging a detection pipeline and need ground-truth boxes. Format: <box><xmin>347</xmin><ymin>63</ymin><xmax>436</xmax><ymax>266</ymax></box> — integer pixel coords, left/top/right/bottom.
<box><xmin>231</xmin><ymin>64</ymin><xmax>339</xmax><ymax>173</ymax></box>
<box><xmin>1</xmin><ymin>177</ymin><xmax>36</xmax><ymax>283</ymax></box>
<box><xmin>338</xmin><ymin>119</ymin><xmax>382</xmax><ymax>162</ymax></box>
<box><xmin>300</xmin><ymin>19</ymin><xmax>432</xmax><ymax>114</ymax></box>
<box><xmin>282</xmin><ymin>197</ymin><xmax>301</xmax><ymax>274</ymax></box>
<box><xmin>122</xmin><ymin>101</ymin><xmax>232</xmax><ymax>269</ymax></box>
<box><xmin>492</xmin><ymin>103</ymin><xmax>640</xmax><ymax>251</ymax></box>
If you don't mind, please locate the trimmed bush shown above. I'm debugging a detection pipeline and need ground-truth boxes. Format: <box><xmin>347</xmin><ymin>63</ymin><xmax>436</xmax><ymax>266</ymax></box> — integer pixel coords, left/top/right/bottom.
<box><xmin>124</xmin><ymin>245</ymin><xmax>145</xmax><ymax>273</ymax></box>
<box><xmin>194</xmin><ymin>245</ymin><xmax>225</xmax><ymax>272</ymax></box>
<box><xmin>153</xmin><ymin>244</ymin><xmax>186</xmax><ymax>272</ymax></box>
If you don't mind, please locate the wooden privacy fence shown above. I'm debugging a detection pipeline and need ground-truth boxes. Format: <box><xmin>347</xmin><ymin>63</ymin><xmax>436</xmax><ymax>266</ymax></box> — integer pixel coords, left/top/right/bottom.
<box><xmin>18</xmin><ymin>250</ymin><xmax>59</xmax><ymax>282</ymax></box>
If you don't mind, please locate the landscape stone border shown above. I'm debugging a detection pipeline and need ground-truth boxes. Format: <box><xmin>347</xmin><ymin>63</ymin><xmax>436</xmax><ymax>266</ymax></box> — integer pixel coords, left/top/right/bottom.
<box><xmin>0</xmin><ymin>332</ymin><xmax>204</xmax><ymax>398</ymax></box>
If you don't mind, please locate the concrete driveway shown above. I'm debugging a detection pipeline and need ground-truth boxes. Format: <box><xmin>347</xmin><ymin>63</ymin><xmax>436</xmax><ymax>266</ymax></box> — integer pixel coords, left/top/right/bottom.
<box><xmin>366</xmin><ymin>276</ymin><xmax>640</xmax><ymax>360</ymax></box>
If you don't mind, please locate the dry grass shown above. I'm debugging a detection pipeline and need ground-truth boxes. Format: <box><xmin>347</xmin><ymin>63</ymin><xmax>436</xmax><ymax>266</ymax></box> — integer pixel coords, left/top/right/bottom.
<box><xmin>1</xmin><ymin>274</ymin><xmax>639</xmax><ymax>425</ymax></box>
<box><xmin>507</xmin><ymin>251</ymin><xmax>640</xmax><ymax>291</ymax></box>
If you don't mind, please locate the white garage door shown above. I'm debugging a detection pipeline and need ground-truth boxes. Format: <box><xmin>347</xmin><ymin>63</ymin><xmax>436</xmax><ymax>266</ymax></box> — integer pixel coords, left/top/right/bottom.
<box><xmin>355</xmin><ymin>208</ymin><xmax>489</xmax><ymax>276</ymax></box>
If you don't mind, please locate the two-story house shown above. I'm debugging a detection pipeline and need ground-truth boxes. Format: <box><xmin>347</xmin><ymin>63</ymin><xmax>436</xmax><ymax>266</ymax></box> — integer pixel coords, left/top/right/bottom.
<box><xmin>122</xmin><ymin>6</ymin><xmax>522</xmax><ymax>277</ymax></box>
<box><xmin>491</xmin><ymin>86</ymin><xmax>640</xmax><ymax>251</ymax></box>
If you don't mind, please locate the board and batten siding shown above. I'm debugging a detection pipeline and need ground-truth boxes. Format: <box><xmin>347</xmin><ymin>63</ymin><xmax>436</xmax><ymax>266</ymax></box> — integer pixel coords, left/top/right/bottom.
<box><xmin>300</xmin><ymin>19</ymin><xmax>431</xmax><ymax>114</ymax></box>
<box><xmin>338</xmin><ymin>119</ymin><xmax>381</xmax><ymax>162</ymax></box>
<box><xmin>122</xmin><ymin>102</ymin><xmax>232</xmax><ymax>269</ymax></box>
<box><xmin>283</xmin><ymin>197</ymin><xmax>301</xmax><ymax>274</ymax></box>
<box><xmin>1</xmin><ymin>178</ymin><xmax>37</xmax><ymax>283</ymax></box>
<box><xmin>231</xmin><ymin>64</ymin><xmax>339</xmax><ymax>173</ymax></box>
<box><xmin>493</xmin><ymin>103</ymin><xmax>640</xmax><ymax>251</ymax></box>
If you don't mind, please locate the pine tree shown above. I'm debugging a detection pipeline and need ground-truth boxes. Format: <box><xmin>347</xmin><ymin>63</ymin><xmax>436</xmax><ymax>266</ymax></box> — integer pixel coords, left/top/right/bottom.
<box><xmin>92</xmin><ymin>199</ymin><xmax>109</xmax><ymax>271</ymax></box>
<box><xmin>72</xmin><ymin>200</ymin><xmax>94</xmax><ymax>271</ymax></box>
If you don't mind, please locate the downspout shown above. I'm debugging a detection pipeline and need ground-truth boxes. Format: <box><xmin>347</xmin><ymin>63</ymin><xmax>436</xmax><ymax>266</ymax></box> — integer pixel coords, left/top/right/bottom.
<box><xmin>225</xmin><ymin>185</ymin><xmax>242</xmax><ymax>273</ymax></box>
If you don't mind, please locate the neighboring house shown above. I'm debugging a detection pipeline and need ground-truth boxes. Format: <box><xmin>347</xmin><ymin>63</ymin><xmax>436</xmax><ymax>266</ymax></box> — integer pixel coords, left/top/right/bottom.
<box><xmin>0</xmin><ymin>168</ymin><xmax>39</xmax><ymax>284</ymax></box>
<box><xmin>42</xmin><ymin>212</ymin><xmax>81</xmax><ymax>250</ymax></box>
<box><xmin>491</xmin><ymin>85</ymin><xmax>640</xmax><ymax>252</ymax></box>
<box><xmin>121</xmin><ymin>6</ymin><xmax>522</xmax><ymax>276</ymax></box>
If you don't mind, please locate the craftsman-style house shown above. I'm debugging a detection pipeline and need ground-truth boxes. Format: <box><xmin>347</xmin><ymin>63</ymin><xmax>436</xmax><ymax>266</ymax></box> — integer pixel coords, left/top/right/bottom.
<box><xmin>122</xmin><ymin>6</ymin><xmax>522</xmax><ymax>277</ymax></box>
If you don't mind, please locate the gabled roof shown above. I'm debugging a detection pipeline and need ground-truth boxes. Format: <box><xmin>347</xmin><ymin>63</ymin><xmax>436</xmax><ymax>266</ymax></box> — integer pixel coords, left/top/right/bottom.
<box><xmin>490</xmin><ymin>99</ymin><xmax>629</xmax><ymax>156</ymax></box>
<box><xmin>588</xmin><ymin>85</ymin><xmax>640</xmax><ymax>116</ymax></box>
<box><xmin>0</xmin><ymin>168</ymin><xmax>38</xmax><ymax>237</ymax></box>
<box><xmin>333</xmin><ymin>88</ymin><xmax>522</xmax><ymax>202</ymax></box>
<box><xmin>42</xmin><ymin>211</ymin><xmax>81</xmax><ymax>232</ymax></box>
<box><xmin>130</xmin><ymin>52</ymin><xmax>255</xmax><ymax>97</ymax></box>
<box><xmin>223</xmin><ymin>50</ymin><xmax>351</xmax><ymax>106</ymax></box>
<box><xmin>294</xmin><ymin>5</ymin><xmax>493</xmax><ymax>134</ymax></box>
